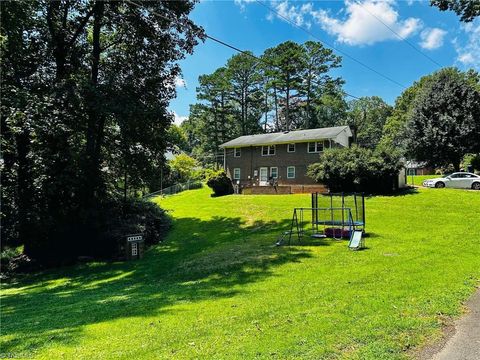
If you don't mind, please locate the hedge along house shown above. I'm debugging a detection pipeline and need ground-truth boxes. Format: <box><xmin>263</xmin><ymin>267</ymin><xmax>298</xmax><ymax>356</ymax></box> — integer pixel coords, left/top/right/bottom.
<box><xmin>220</xmin><ymin>126</ymin><xmax>353</xmax><ymax>194</ymax></box>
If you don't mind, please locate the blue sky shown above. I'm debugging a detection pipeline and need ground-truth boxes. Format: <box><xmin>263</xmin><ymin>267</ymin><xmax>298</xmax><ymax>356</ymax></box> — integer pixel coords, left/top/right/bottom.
<box><xmin>170</xmin><ymin>0</ymin><xmax>480</xmax><ymax>124</ymax></box>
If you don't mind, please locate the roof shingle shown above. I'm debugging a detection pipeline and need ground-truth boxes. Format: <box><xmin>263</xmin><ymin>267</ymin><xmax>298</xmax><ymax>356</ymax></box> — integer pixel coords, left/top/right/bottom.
<box><xmin>219</xmin><ymin>126</ymin><xmax>351</xmax><ymax>148</ymax></box>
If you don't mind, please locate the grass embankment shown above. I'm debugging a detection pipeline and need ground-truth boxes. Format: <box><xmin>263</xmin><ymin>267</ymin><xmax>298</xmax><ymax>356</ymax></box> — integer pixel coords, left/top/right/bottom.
<box><xmin>1</xmin><ymin>187</ymin><xmax>479</xmax><ymax>359</ymax></box>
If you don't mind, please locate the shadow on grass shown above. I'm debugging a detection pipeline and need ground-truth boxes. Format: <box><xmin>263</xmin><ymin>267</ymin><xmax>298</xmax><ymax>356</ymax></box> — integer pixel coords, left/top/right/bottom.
<box><xmin>365</xmin><ymin>187</ymin><xmax>419</xmax><ymax>198</ymax></box>
<box><xmin>0</xmin><ymin>215</ymin><xmax>311</xmax><ymax>356</ymax></box>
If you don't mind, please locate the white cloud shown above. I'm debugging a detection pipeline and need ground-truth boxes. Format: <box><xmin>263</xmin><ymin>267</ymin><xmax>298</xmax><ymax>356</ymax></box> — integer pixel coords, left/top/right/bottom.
<box><xmin>419</xmin><ymin>27</ymin><xmax>447</xmax><ymax>50</ymax></box>
<box><xmin>453</xmin><ymin>20</ymin><xmax>480</xmax><ymax>69</ymax></box>
<box><xmin>175</xmin><ymin>76</ymin><xmax>187</xmax><ymax>88</ymax></box>
<box><xmin>173</xmin><ymin>111</ymin><xmax>187</xmax><ymax>126</ymax></box>
<box><xmin>312</xmin><ymin>0</ymin><xmax>422</xmax><ymax>46</ymax></box>
<box><xmin>234</xmin><ymin>0</ymin><xmax>256</xmax><ymax>11</ymax></box>
<box><xmin>269</xmin><ymin>1</ymin><xmax>313</xmax><ymax>28</ymax></box>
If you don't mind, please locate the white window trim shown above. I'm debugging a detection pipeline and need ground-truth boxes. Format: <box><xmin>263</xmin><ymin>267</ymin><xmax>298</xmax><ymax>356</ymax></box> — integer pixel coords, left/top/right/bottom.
<box><xmin>270</xmin><ymin>167</ymin><xmax>278</xmax><ymax>179</ymax></box>
<box><xmin>307</xmin><ymin>141</ymin><xmax>329</xmax><ymax>153</ymax></box>
<box><xmin>287</xmin><ymin>143</ymin><xmax>296</xmax><ymax>153</ymax></box>
<box><xmin>233</xmin><ymin>168</ymin><xmax>241</xmax><ymax>180</ymax></box>
<box><xmin>261</xmin><ymin>145</ymin><xmax>276</xmax><ymax>156</ymax></box>
<box><xmin>131</xmin><ymin>242</ymin><xmax>138</xmax><ymax>256</ymax></box>
<box><xmin>234</xmin><ymin>147</ymin><xmax>241</xmax><ymax>157</ymax></box>
<box><xmin>287</xmin><ymin>166</ymin><xmax>295</xmax><ymax>179</ymax></box>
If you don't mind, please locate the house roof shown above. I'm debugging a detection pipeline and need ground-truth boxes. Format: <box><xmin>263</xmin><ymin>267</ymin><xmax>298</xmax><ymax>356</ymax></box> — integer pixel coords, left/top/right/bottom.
<box><xmin>219</xmin><ymin>126</ymin><xmax>352</xmax><ymax>148</ymax></box>
<box><xmin>405</xmin><ymin>160</ymin><xmax>429</xmax><ymax>168</ymax></box>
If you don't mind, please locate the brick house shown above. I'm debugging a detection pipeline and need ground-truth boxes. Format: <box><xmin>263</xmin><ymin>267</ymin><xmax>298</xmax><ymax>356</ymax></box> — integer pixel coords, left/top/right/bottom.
<box><xmin>220</xmin><ymin>126</ymin><xmax>352</xmax><ymax>193</ymax></box>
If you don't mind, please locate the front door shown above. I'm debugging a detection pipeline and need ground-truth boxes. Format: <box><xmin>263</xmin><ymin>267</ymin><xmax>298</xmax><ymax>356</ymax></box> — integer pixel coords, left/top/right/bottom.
<box><xmin>259</xmin><ymin>167</ymin><xmax>268</xmax><ymax>186</ymax></box>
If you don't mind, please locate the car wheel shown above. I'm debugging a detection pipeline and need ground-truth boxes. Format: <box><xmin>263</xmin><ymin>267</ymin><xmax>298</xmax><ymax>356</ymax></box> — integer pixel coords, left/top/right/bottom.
<box><xmin>472</xmin><ymin>182</ymin><xmax>480</xmax><ymax>190</ymax></box>
<box><xmin>435</xmin><ymin>182</ymin><xmax>445</xmax><ymax>188</ymax></box>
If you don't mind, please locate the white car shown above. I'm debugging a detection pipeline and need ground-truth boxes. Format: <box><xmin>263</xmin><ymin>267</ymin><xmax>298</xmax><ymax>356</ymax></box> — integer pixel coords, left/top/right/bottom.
<box><xmin>423</xmin><ymin>172</ymin><xmax>480</xmax><ymax>190</ymax></box>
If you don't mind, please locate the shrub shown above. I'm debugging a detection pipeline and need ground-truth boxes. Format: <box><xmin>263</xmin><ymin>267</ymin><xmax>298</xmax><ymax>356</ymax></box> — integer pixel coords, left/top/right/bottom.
<box><xmin>307</xmin><ymin>145</ymin><xmax>403</xmax><ymax>193</ymax></box>
<box><xmin>472</xmin><ymin>155</ymin><xmax>480</xmax><ymax>172</ymax></box>
<box><xmin>206</xmin><ymin>170</ymin><xmax>234</xmax><ymax>196</ymax></box>
<box><xmin>103</xmin><ymin>199</ymin><xmax>171</xmax><ymax>251</ymax></box>
<box><xmin>14</xmin><ymin>197</ymin><xmax>171</xmax><ymax>268</ymax></box>
<box><xmin>464</xmin><ymin>154</ymin><xmax>480</xmax><ymax>172</ymax></box>
<box><xmin>0</xmin><ymin>247</ymin><xmax>26</xmax><ymax>275</ymax></box>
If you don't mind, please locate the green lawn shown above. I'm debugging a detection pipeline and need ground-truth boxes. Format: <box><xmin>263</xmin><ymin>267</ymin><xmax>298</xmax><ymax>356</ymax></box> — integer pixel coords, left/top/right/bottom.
<box><xmin>406</xmin><ymin>175</ymin><xmax>439</xmax><ymax>187</ymax></box>
<box><xmin>1</xmin><ymin>187</ymin><xmax>479</xmax><ymax>359</ymax></box>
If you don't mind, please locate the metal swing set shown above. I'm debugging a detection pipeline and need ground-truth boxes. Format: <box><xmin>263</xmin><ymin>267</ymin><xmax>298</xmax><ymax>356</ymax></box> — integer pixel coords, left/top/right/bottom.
<box><xmin>277</xmin><ymin>192</ymin><xmax>366</xmax><ymax>250</ymax></box>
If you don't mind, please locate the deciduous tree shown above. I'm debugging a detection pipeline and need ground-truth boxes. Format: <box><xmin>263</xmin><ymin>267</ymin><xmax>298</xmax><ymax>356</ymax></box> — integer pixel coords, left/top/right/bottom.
<box><xmin>407</xmin><ymin>68</ymin><xmax>480</xmax><ymax>170</ymax></box>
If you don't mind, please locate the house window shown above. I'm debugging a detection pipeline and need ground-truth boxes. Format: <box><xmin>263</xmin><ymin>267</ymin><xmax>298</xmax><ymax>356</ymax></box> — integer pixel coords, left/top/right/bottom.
<box><xmin>233</xmin><ymin>168</ymin><xmax>241</xmax><ymax>180</ymax></box>
<box><xmin>261</xmin><ymin>145</ymin><xmax>275</xmax><ymax>156</ymax></box>
<box><xmin>287</xmin><ymin>143</ymin><xmax>295</xmax><ymax>153</ymax></box>
<box><xmin>234</xmin><ymin>147</ymin><xmax>241</xmax><ymax>157</ymax></box>
<box><xmin>131</xmin><ymin>242</ymin><xmax>138</xmax><ymax>257</ymax></box>
<box><xmin>287</xmin><ymin>166</ymin><xmax>295</xmax><ymax>179</ymax></box>
<box><xmin>308</xmin><ymin>141</ymin><xmax>326</xmax><ymax>153</ymax></box>
<box><xmin>270</xmin><ymin>167</ymin><xmax>278</xmax><ymax>179</ymax></box>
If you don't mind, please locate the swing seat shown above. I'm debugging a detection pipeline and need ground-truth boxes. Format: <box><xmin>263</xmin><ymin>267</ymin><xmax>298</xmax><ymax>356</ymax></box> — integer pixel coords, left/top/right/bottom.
<box><xmin>311</xmin><ymin>233</ymin><xmax>327</xmax><ymax>238</ymax></box>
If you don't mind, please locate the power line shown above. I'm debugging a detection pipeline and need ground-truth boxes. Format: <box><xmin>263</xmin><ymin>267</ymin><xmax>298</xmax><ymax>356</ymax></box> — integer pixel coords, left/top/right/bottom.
<box><xmin>352</xmin><ymin>0</ymin><xmax>443</xmax><ymax>68</ymax></box>
<box><xmin>125</xmin><ymin>0</ymin><xmax>363</xmax><ymax>100</ymax></box>
<box><xmin>255</xmin><ymin>0</ymin><xmax>407</xmax><ymax>90</ymax></box>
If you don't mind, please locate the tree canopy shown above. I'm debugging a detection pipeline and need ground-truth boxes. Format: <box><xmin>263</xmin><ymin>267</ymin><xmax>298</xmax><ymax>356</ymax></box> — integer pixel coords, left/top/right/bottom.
<box><xmin>430</xmin><ymin>0</ymin><xmax>480</xmax><ymax>22</ymax></box>
<box><xmin>184</xmin><ymin>40</ymin><xmax>346</xmax><ymax>166</ymax></box>
<box><xmin>347</xmin><ymin>96</ymin><xmax>392</xmax><ymax>150</ymax></box>
<box><xmin>406</xmin><ymin>68</ymin><xmax>480</xmax><ymax>170</ymax></box>
<box><xmin>1</xmin><ymin>0</ymin><xmax>203</xmax><ymax>262</ymax></box>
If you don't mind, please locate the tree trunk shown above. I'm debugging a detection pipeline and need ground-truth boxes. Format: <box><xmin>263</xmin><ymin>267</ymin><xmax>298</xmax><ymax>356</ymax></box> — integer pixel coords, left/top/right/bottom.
<box><xmin>306</xmin><ymin>69</ymin><xmax>313</xmax><ymax>129</ymax></box>
<box><xmin>286</xmin><ymin>73</ymin><xmax>291</xmax><ymax>131</ymax></box>
<box><xmin>17</xmin><ymin>128</ymin><xmax>35</xmax><ymax>256</ymax></box>
<box><xmin>264</xmin><ymin>83</ymin><xmax>268</xmax><ymax>131</ymax></box>
<box><xmin>84</xmin><ymin>1</ymin><xmax>105</xmax><ymax>205</ymax></box>
<box><xmin>273</xmin><ymin>85</ymin><xmax>279</xmax><ymax>131</ymax></box>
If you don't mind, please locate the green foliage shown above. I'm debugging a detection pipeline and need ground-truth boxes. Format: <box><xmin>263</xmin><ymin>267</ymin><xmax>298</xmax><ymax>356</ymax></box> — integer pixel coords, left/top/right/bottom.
<box><xmin>431</xmin><ymin>0</ymin><xmax>479</xmax><ymax>22</ymax></box>
<box><xmin>0</xmin><ymin>246</ymin><xmax>23</xmax><ymax>274</ymax></box>
<box><xmin>168</xmin><ymin>153</ymin><xmax>199</xmax><ymax>182</ymax></box>
<box><xmin>379</xmin><ymin>76</ymin><xmax>431</xmax><ymax>154</ymax></box>
<box><xmin>463</xmin><ymin>153</ymin><xmax>480</xmax><ymax>171</ymax></box>
<box><xmin>108</xmin><ymin>199</ymin><xmax>171</xmax><ymax>248</ymax></box>
<box><xmin>206</xmin><ymin>170</ymin><xmax>234</xmax><ymax>196</ymax></box>
<box><xmin>471</xmin><ymin>155</ymin><xmax>480</xmax><ymax>171</ymax></box>
<box><xmin>2</xmin><ymin>187</ymin><xmax>480</xmax><ymax>358</ymax></box>
<box><xmin>166</xmin><ymin>125</ymin><xmax>189</xmax><ymax>152</ymax></box>
<box><xmin>307</xmin><ymin>145</ymin><xmax>403</xmax><ymax>193</ymax></box>
<box><xmin>1</xmin><ymin>0</ymin><xmax>203</xmax><ymax>263</ymax></box>
<box><xmin>347</xmin><ymin>96</ymin><xmax>393</xmax><ymax>149</ymax></box>
<box><xmin>226</xmin><ymin>52</ymin><xmax>265</xmax><ymax>135</ymax></box>
<box><xmin>406</xmin><ymin>68</ymin><xmax>480</xmax><ymax>170</ymax></box>
<box><xmin>185</xmin><ymin>40</ymin><xmax>345</xmax><ymax>166</ymax></box>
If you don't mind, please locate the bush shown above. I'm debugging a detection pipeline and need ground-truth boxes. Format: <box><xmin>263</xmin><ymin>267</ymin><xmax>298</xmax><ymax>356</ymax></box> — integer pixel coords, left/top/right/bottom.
<box><xmin>307</xmin><ymin>145</ymin><xmax>403</xmax><ymax>193</ymax></box>
<box><xmin>14</xmin><ymin>197</ymin><xmax>171</xmax><ymax>268</ymax></box>
<box><xmin>472</xmin><ymin>155</ymin><xmax>480</xmax><ymax>172</ymax></box>
<box><xmin>206</xmin><ymin>170</ymin><xmax>234</xmax><ymax>197</ymax></box>
<box><xmin>0</xmin><ymin>247</ymin><xmax>25</xmax><ymax>275</ymax></box>
<box><xmin>103</xmin><ymin>199</ymin><xmax>171</xmax><ymax>252</ymax></box>
<box><xmin>464</xmin><ymin>154</ymin><xmax>480</xmax><ymax>172</ymax></box>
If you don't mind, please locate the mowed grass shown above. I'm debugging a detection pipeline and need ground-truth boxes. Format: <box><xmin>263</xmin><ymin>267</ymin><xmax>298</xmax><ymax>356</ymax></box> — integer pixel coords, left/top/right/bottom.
<box><xmin>1</xmin><ymin>187</ymin><xmax>480</xmax><ymax>359</ymax></box>
<box><xmin>406</xmin><ymin>175</ymin><xmax>439</xmax><ymax>187</ymax></box>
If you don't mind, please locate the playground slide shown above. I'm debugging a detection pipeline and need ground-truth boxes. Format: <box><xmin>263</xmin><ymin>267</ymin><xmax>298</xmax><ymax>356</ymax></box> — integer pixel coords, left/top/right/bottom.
<box><xmin>349</xmin><ymin>230</ymin><xmax>363</xmax><ymax>250</ymax></box>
